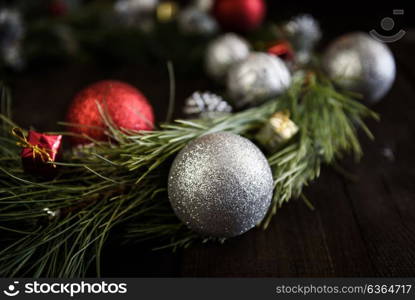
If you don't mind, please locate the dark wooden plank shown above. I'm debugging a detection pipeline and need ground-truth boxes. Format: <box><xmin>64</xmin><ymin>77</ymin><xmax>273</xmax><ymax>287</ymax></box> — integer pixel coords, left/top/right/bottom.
<box><xmin>338</xmin><ymin>44</ymin><xmax>415</xmax><ymax>276</ymax></box>
<box><xmin>179</xmin><ymin>167</ymin><xmax>379</xmax><ymax>277</ymax></box>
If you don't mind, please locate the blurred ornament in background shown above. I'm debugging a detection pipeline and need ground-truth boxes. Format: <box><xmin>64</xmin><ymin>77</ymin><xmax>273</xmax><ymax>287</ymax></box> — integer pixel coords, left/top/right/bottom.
<box><xmin>281</xmin><ymin>14</ymin><xmax>321</xmax><ymax>65</ymax></box>
<box><xmin>156</xmin><ymin>1</ymin><xmax>178</xmax><ymax>23</ymax></box>
<box><xmin>183</xmin><ymin>91</ymin><xmax>232</xmax><ymax>119</ymax></box>
<box><xmin>227</xmin><ymin>52</ymin><xmax>291</xmax><ymax>108</ymax></box>
<box><xmin>178</xmin><ymin>6</ymin><xmax>218</xmax><ymax>35</ymax></box>
<box><xmin>256</xmin><ymin>110</ymin><xmax>299</xmax><ymax>152</ymax></box>
<box><xmin>48</xmin><ymin>0</ymin><xmax>82</xmax><ymax>17</ymax></box>
<box><xmin>205</xmin><ymin>33</ymin><xmax>251</xmax><ymax>81</ymax></box>
<box><xmin>114</xmin><ymin>0</ymin><xmax>159</xmax><ymax>31</ymax></box>
<box><xmin>213</xmin><ymin>0</ymin><xmax>266</xmax><ymax>32</ymax></box>
<box><xmin>267</xmin><ymin>40</ymin><xmax>294</xmax><ymax>62</ymax></box>
<box><xmin>322</xmin><ymin>32</ymin><xmax>396</xmax><ymax>103</ymax></box>
<box><xmin>168</xmin><ymin>132</ymin><xmax>273</xmax><ymax>237</ymax></box>
<box><xmin>0</xmin><ymin>8</ymin><xmax>24</xmax><ymax>70</ymax></box>
<box><xmin>66</xmin><ymin>80</ymin><xmax>154</xmax><ymax>145</ymax></box>
<box><xmin>192</xmin><ymin>0</ymin><xmax>214</xmax><ymax>12</ymax></box>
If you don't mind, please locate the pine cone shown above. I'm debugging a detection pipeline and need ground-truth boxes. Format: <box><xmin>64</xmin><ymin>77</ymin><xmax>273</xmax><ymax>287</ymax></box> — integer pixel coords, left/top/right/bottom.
<box><xmin>183</xmin><ymin>92</ymin><xmax>232</xmax><ymax>119</ymax></box>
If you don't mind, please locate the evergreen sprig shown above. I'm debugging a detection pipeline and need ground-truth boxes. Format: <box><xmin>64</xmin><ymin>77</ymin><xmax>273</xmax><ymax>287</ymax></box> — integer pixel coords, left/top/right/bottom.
<box><xmin>0</xmin><ymin>72</ymin><xmax>377</xmax><ymax>277</ymax></box>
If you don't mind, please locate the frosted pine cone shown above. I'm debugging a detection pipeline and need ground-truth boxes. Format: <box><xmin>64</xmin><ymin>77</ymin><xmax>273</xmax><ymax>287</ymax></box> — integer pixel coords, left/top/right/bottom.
<box><xmin>183</xmin><ymin>92</ymin><xmax>232</xmax><ymax>119</ymax></box>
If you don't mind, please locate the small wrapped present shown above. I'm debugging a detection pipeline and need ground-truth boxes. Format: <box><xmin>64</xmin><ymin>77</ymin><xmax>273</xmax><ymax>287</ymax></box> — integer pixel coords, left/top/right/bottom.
<box><xmin>13</xmin><ymin>128</ymin><xmax>62</xmax><ymax>178</ymax></box>
<box><xmin>256</xmin><ymin>111</ymin><xmax>299</xmax><ymax>152</ymax></box>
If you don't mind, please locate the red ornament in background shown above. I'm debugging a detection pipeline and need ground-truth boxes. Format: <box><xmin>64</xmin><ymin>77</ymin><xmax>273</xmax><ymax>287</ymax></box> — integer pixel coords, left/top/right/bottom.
<box><xmin>49</xmin><ymin>0</ymin><xmax>68</xmax><ymax>17</ymax></box>
<box><xmin>66</xmin><ymin>80</ymin><xmax>154</xmax><ymax>145</ymax></box>
<box><xmin>267</xmin><ymin>41</ymin><xmax>294</xmax><ymax>61</ymax></box>
<box><xmin>13</xmin><ymin>128</ymin><xmax>62</xmax><ymax>178</ymax></box>
<box><xmin>213</xmin><ymin>0</ymin><xmax>266</xmax><ymax>32</ymax></box>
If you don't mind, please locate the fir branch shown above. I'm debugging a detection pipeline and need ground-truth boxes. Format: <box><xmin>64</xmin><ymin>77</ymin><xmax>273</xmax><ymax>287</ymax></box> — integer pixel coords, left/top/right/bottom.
<box><xmin>0</xmin><ymin>72</ymin><xmax>377</xmax><ymax>277</ymax></box>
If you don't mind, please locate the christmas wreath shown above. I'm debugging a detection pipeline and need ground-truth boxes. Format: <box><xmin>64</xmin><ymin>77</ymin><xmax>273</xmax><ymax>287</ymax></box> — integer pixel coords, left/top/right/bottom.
<box><xmin>0</xmin><ymin>0</ymin><xmax>395</xmax><ymax>277</ymax></box>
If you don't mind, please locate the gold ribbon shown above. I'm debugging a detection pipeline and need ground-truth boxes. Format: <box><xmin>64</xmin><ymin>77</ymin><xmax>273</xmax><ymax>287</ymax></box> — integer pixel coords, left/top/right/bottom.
<box><xmin>269</xmin><ymin>110</ymin><xmax>298</xmax><ymax>137</ymax></box>
<box><xmin>12</xmin><ymin>128</ymin><xmax>56</xmax><ymax>167</ymax></box>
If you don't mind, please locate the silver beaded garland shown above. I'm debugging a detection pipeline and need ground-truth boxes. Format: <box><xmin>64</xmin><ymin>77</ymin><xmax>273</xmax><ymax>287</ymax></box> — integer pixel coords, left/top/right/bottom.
<box><xmin>168</xmin><ymin>132</ymin><xmax>273</xmax><ymax>237</ymax></box>
<box><xmin>205</xmin><ymin>33</ymin><xmax>251</xmax><ymax>80</ymax></box>
<box><xmin>227</xmin><ymin>52</ymin><xmax>291</xmax><ymax>108</ymax></box>
<box><xmin>322</xmin><ymin>32</ymin><xmax>396</xmax><ymax>103</ymax></box>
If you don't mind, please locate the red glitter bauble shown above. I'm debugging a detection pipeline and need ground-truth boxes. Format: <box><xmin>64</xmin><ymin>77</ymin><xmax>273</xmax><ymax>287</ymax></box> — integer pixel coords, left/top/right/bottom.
<box><xmin>213</xmin><ymin>0</ymin><xmax>266</xmax><ymax>32</ymax></box>
<box><xmin>66</xmin><ymin>80</ymin><xmax>154</xmax><ymax>145</ymax></box>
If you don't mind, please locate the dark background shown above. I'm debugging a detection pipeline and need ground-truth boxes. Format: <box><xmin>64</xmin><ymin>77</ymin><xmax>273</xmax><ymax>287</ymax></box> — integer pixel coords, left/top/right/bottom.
<box><xmin>4</xmin><ymin>0</ymin><xmax>415</xmax><ymax>276</ymax></box>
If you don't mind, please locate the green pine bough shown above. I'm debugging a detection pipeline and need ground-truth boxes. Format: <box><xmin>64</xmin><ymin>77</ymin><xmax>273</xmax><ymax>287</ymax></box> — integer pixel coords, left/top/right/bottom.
<box><xmin>0</xmin><ymin>72</ymin><xmax>377</xmax><ymax>277</ymax></box>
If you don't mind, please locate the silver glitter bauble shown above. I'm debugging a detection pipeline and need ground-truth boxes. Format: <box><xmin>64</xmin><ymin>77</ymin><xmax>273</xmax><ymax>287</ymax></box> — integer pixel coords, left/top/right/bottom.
<box><xmin>178</xmin><ymin>6</ymin><xmax>218</xmax><ymax>36</ymax></box>
<box><xmin>282</xmin><ymin>14</ymin><xmax>321</xmax><ymax>64</ymax></box>
<box><xmin>168</xmin><ymin>132</ymin><xmax>273</xmax><ymax>237</ymax></box>
<box><xmin>205</xmin><ymin>33</ymin><xmax>251</xmax><ymax>81</ymax></box>
<box><xmin>322</xmin><ymin>32</ymin><xmax>396</xmax><ymax>103</ymax></box>
<box><xmin>227</xmin><ymin>52</ymin><xmax>291</xmax><ymax>108</ymax></box>
<box><xmin>183</xmin><ymin>91</ymin><xmax>232</xmax><ymax>119</ymax></box>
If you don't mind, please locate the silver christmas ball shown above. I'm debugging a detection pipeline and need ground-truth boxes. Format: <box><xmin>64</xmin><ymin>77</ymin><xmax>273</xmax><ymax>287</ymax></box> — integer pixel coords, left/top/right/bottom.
<box><xmin>205</xmin><ymin>33</ymin><xmax>251</xmax><ymax>80</ymax></box>
<box><xmin>168</xmin><ymin>132</ymin><xmax>273</xmax><ymax>237</ymax></box>
<box><xmin>178</xmin><ymin>6</ymin><xmax>218</xmax><ymax>36</ymax></box>
<box><xmin>227</xmin><ymin>52</ymin><xmax>291</xmax><ymax>108</ymax></box>
<box><xmin>183</xmin><ymin>91</ymin><xmax>232</xmax><ymax>119</ymax></box>
<box><xmin>322</xmin><ymin>32</ymin><xmax>396</xmax><ymax>103</ymax></box>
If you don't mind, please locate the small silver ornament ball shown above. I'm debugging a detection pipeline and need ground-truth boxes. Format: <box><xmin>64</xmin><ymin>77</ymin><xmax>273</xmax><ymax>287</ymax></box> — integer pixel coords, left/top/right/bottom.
<box><xmin>205</xmin><ymin>33</ymin><xmax>251</xmax><ymax>80</ymax></box>
<box><xmin>322</xmin><ymin>32</ymin><xmax>396</xmax><ymax>103</ymax></box>
<box><xmin>168</xmin><ymin>132</ymin><xmax>273</xmax><ymax>237</ymax></box>
<box><xmin>227</xmin><ymin>52</ymin><xmax>291</xmax><ymax>108</ymax></box>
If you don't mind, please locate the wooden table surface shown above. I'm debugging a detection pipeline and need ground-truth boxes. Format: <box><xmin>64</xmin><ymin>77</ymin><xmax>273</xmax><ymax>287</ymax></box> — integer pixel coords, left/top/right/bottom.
<box><xmin>9</xmin><ymin>25</ymin><xmax>415</xmax><ymax>277</ymax></box>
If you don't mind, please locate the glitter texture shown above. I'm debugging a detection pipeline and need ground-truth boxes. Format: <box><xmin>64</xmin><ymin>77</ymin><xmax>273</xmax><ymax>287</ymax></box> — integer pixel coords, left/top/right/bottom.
<box><xmin>227</xmin><ymin>52</ymin><xmax>291</xmax><ymax>108</ymax></box>
<box><xmin>66</xmin><ymin>80</ymin><xmax>154</xmax><ymax>145</ymax></box>
<box><xmin>168</xmin><ymin>132</ymin><xmax>273</xmax><ymax>237</ymax></box>
<box><xmin>322</xmin><ymin>32</ymin><xmax>395</xmax><ymax>103</ymax></box>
